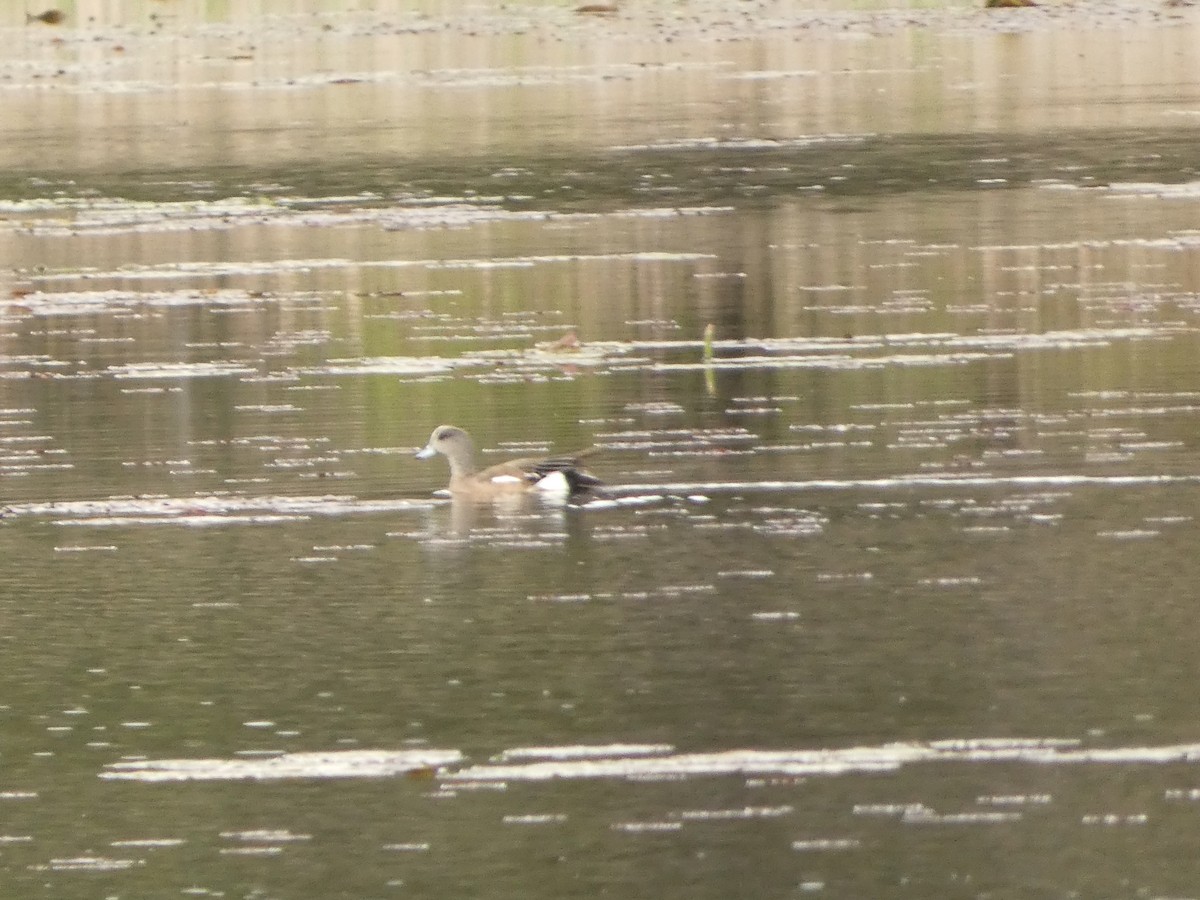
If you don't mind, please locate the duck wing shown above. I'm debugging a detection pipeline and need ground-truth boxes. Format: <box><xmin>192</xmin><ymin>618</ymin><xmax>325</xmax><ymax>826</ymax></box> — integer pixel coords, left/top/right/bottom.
<box><xmin>530</xmin><ymin>454</ymin><xmax>604</xmax><ymax>492</ymax></box>
<box><xmin>482</xmin><ymin>448</ymin><xmax>603</xmax><ymax>492</ymax></box>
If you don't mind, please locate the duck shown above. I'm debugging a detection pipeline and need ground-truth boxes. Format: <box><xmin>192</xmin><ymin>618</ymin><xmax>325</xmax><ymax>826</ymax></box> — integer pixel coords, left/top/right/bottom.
<box><xmin>415</xmin><ymin>425</ymin><xmax>602</xmax><ymax>498</ymax></box>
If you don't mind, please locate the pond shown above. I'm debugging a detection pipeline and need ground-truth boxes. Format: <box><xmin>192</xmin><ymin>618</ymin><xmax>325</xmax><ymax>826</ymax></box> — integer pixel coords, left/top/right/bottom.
<box><xmin>4</xmin><ymin>1</ymin><xmax>1200</xmax><ymax>897</ymax></box>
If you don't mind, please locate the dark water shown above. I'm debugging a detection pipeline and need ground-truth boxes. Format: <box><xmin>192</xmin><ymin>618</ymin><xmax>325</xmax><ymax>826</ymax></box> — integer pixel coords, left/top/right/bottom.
<box><xmin>6</xmin><ymin>4</ymin><xmax>1200</xmax><ymax>898</ymax></box>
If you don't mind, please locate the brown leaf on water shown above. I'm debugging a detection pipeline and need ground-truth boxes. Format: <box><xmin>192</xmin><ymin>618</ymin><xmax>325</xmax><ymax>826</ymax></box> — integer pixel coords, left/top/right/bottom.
<box><xmin>27</xmin><ymin>9</ymin><xmax>66</xmax><ymax>25</ymax></box>
<box><xmin>576</xmin><ymin>4</ymin><xmax>619</xmax><ymax>15</ymax></box>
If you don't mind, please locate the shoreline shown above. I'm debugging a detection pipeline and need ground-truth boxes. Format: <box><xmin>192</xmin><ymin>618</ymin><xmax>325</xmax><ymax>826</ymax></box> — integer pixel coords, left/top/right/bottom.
<box><xmin>2</xmin><ymin>0</ymin><xmax>1197</xmax><ymax>174</ymax></box>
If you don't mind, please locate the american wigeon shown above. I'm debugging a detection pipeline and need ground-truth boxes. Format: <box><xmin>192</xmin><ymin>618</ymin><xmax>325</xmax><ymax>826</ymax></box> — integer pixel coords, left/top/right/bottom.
<box><xmin>415</xmin><ymin>425</ymin><xmax>602</xmax><ymax>498</ymax></box>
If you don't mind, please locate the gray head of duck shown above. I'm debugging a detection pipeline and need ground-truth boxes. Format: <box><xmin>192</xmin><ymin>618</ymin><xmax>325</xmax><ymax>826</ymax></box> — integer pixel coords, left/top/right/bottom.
<box><xmin>415</xmin><ymin>425</ymin><xmax>476</xmax><ymax>476</ymax></box>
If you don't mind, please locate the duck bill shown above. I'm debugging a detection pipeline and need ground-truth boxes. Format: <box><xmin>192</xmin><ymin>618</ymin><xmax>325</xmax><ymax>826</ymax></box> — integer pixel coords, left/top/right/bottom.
<box><xmin>415</xmin><ymin>445</ymin><xmax>437</xmax><ymax>460</ymax></box>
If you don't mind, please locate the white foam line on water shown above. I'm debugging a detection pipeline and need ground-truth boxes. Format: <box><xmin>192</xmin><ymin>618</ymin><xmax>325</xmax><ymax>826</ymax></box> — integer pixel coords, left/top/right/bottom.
<box><xmin>452</xmin><ymin>739</ymin><xmax>1200</xmax><ymax>783</ymax></box>
<box><xmin>492</xmin><ymin>743</ymin><xmax>675</xmax><ymax>763</ymax></box>
<box><xmin>616</xmin><ymin>328</ymin><xmax>1167</xmax><ymax>354</ymax></box>
<box><xmin>295</xmin><ymin>356</ymin><xmax>463</xmax><ymax>376</ymax></box>
<box><xmin>601</xmin><ymin>473</ymin><xmax>1200</xmax><ymax>497</ymax></box>
<box><xmin>57</xmin><ymin>515</ymin><xmax>313</xmax><ymax>528</ymax></box>
<box><xmin>99</xmin><ymin>739</ymin><xmax>1200</xmax><ymax>785</ymax></box>
<box><xmin>35</xmin><ymin>259</ymin><xmax>354</xmax><ymax>281</ymax></box>
<box><xmin>5</xmin><ymin>495</ymin><xmax>437</xmax><ymax>520</ymax></box>
<box><xmin>6</xmin><ymin>475</ymin><xmax>1193</xmax><ymax>523</ymax></box>
<box><xmin>100</xmin><ymin>750</ymin><xmax>463</xmax><ymax>783</ymax></box>
<box><xmin>653</xmin><ymin>352</ymin><xmax>1010</xmax><ymax>372</ymax></box>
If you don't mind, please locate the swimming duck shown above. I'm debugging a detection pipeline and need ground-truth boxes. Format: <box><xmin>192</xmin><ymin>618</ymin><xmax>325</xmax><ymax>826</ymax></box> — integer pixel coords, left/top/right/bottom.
<box><xmin>415</xmin><ymin>425</ymin><xmax>602</xmax><ymax>498</ymax></box>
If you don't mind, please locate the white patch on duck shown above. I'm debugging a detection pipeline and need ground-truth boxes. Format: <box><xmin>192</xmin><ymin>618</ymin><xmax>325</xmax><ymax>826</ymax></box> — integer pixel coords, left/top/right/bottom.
<box><xmin>488</xmin><ymin>474</ymin><xmax>524</xmax><ymax>485</ymax></box>
<box><xmin>533</xmin><ymin>470</ymin><xmax>571</xmax><ymax>498</ymax></box>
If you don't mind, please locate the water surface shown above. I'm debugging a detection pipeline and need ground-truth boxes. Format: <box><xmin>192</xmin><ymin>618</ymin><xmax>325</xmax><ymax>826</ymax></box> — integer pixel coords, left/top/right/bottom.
<box><xmin>4</xmin><ymin>2</ymin><xmax>1200</xmax><ymax>898</ymax></box>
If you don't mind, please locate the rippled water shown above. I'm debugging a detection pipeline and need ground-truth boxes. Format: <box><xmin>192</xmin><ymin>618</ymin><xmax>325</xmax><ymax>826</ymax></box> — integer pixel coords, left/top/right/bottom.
<box><xmin>5</xmin><ymin>2</ymin><xmax>1200</xmax><ymax>898</ymax></box>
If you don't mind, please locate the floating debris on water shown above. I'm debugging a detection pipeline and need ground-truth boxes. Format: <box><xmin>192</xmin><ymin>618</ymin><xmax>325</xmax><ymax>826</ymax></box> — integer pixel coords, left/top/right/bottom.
<box><xmin>26</xmin><ymin>10</ymin><xmax>66</xmax><ymax>25</ymax></box>
<box><xmin>792</xmin><ymin>838</ymin><xmax>862</xmax><ymax>851</ymax></box>
<box><xmin>34</xmin><ymin>857</ymin><xmax>143</xmax><ymax>872</ymax></box>
<box><xmin>503</xmin><ymin>814</ymin><xmax>569</xmax><ymax>825</ymax></box>
<box><xmin>101</xmin><ymin>750</ymin><xmax>463</xmax><ymax>782</ymax></box>
<box><xmin>220</xmin><ymin>830</ymin><xmax>311</xmax><ymax>843</ymax></box>
<box><xmin>1080</xmin><ymin>813</ymin><xmax>1148</xmax><ymax>826</ymax></box>
<box><xmin>611</xmin><ymin>821</ymin><xmax>681</xmax><ymax>833</ymax></box>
